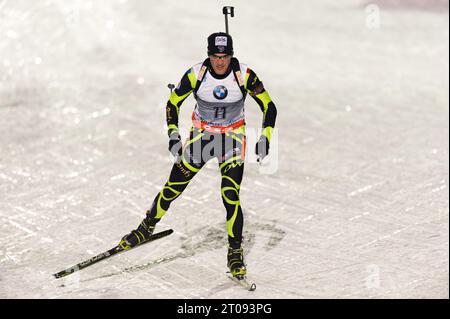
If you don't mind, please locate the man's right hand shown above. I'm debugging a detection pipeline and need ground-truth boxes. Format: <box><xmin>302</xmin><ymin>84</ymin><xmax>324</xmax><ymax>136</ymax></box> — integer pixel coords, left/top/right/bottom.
<box><xmin>168</xmin><ymin>131</ymin><xmax>183</xmax><ymax>158</ymax></box>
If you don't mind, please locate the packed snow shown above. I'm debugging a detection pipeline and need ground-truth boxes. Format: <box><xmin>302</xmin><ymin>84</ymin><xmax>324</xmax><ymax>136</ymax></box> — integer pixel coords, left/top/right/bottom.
<box><xmin>0</xmin><ymin>0</ymin><xmax>448</xmax><ymax>298</ymax></box>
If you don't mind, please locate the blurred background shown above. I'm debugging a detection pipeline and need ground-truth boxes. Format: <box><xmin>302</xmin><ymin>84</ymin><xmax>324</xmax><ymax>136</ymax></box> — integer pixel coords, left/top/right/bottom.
<box><xmin>0</xmin><ymin>0</ymin><xmax>448</xmax><ymax>298</ymax></box>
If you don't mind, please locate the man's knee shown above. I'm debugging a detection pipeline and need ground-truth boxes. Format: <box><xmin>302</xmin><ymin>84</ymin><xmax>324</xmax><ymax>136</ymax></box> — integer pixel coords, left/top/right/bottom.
<box><xmin>221</xmin><ymin>184</ymin><xmax>240</xmax><ymax>205</ymax></box>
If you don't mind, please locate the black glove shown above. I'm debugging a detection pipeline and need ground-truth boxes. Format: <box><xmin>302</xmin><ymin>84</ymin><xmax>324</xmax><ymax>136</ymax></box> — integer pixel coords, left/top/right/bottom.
<box><xmin>168</xmin><ymin>131</ymin><xmax>183</xmax><ymax>158</ymax></box>
<box><xmin>255</xmin><ymin>135</ymin><xmax>270</xmax><ymax>161</ymax></box>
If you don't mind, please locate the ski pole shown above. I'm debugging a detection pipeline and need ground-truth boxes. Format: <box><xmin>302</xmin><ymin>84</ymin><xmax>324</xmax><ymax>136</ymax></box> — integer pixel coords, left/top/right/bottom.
<box><xmin>168</xmin><ymin>83</ymin><xmax>175</xmax><ymax>94</ymax></box>
<box><xmin>257</xmin><ymin>156</ymin><xmax>263</xmax><ymax>166</ymax></box>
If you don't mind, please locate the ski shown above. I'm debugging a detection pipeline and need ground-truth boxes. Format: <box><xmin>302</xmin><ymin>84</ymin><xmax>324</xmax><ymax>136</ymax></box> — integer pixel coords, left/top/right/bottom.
<box><xmin>228</xmin><ymin>273</ymin><xmax>257</xmax><ymax>291</ymax></box>
<box><xmin>53</xmin><ymin>229</ymin><xmax>174</xmax><ymax>279</ymax></box>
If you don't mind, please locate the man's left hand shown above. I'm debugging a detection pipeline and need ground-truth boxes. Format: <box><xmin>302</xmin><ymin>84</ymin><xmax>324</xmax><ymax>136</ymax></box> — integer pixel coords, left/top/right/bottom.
<box><xmin>255</xmin><ymin>135</ymin><xmax>270</xmax><ymax>162</ymax></box>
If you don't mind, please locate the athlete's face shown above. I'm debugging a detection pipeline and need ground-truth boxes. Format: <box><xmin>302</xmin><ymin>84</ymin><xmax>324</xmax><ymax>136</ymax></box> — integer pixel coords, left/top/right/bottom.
<box><xmin>210</xmin><ymin>54</ymin><xmax>232</xmax><ymax>75</ymax></box>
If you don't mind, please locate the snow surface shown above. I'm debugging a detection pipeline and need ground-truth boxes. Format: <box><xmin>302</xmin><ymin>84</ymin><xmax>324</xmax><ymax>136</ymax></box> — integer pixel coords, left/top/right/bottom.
<box><xmin>0</xmin><ymin>0</ymin><xmax>448</xmax><ymax>299</ymax></box>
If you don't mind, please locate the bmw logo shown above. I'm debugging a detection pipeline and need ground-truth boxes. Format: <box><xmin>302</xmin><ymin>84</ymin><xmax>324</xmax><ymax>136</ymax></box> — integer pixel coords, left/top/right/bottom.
<box><xmin>213</xmin><ymin>85</ymin><xmax>228</xmax><ymax>100</ymax></box>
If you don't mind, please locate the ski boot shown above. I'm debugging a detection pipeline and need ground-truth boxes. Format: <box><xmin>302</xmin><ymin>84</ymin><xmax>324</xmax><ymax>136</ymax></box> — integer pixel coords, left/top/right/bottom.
<box><xmin>227</xmin><ymin>247</ymin><xmax>247</xmax><ymax>278</ymax></box>
<box><xmin>119</xmin><ymin>212</ymin><xmax>156</xmax><ymax>250</ymax></box>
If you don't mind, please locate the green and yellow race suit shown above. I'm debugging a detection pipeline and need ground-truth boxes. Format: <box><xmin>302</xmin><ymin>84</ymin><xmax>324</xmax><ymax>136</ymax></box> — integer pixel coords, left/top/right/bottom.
<box><xmin>147</xmin><ymin>58</ymin><xmax>277</xmax><ymax>248</ymax></box>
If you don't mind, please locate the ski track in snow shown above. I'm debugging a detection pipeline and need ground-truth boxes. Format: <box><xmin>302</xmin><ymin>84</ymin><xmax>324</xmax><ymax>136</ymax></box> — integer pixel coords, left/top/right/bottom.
<box><xmin>0</xmin><ymin>0</ymin><xmax>448</xmax><ymax>298</ymax></box>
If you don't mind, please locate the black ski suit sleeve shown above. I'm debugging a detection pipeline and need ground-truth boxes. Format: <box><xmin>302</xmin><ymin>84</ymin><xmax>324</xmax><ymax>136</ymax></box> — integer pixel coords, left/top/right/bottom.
<box><xmin>245</xmin><ymin>68</ymin><xmax>277</xmax><ymax>141</ymax></box>
<box><xmin>166</xmin><ymin>68</ymin><xmax>196</xmax><ymax>135</ymax></box>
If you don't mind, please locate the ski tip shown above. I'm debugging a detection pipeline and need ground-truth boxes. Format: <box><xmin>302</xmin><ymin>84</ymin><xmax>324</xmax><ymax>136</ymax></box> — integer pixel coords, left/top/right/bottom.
<box><xmin>53</xmin><ymin>270</ymin><xmax>72</xmax><ymax>279</ymax></box>
<box><xmin>227</xmin><ymin>274</ymin><xmax>257</xmax><ymax>291</ymax></box>
<box><xmin>53</xmin><ymin>273</ymin><xmax>63</xmax><ymax>279</ymax></box>
<box><xmin>158</xmin><ymin>229</ymin><xmax>174</xmax><ymax>235</ymax></box>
